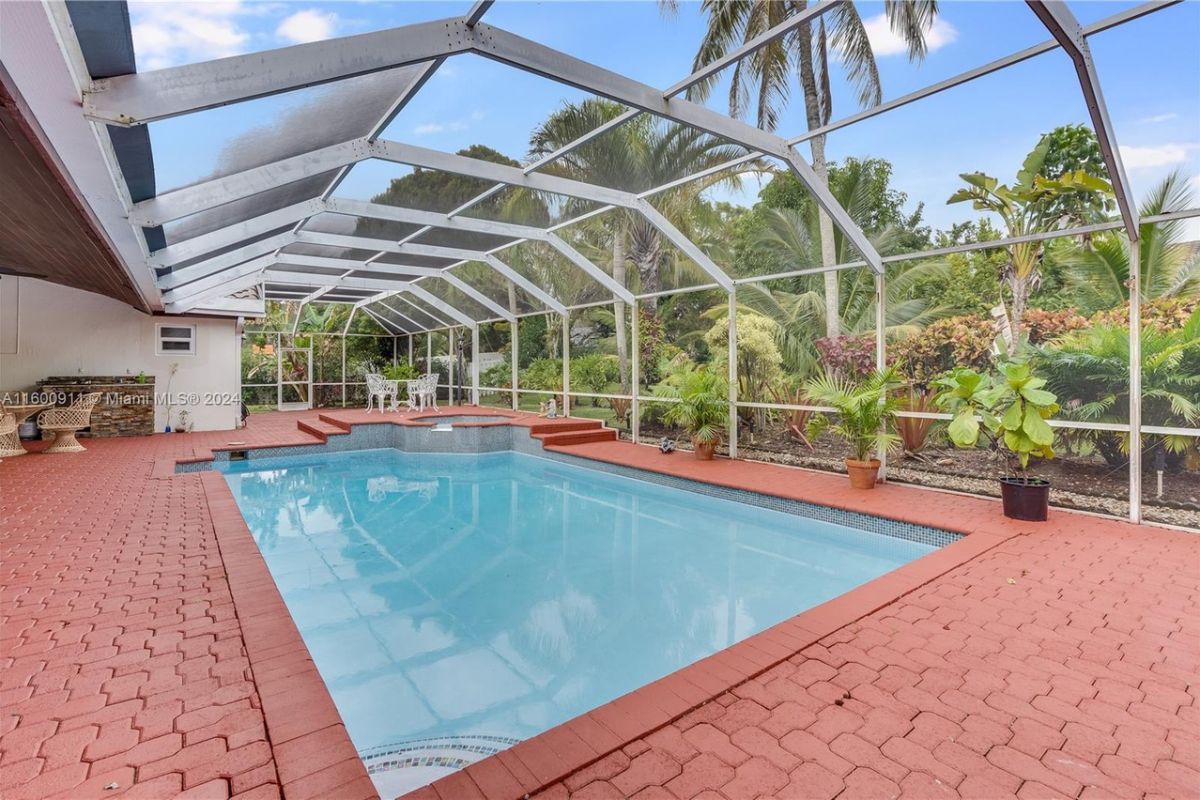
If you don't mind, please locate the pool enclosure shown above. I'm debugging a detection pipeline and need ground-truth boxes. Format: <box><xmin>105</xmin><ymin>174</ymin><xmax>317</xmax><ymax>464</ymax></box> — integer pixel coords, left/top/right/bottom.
<box><xmin>19</xmin><ymin>0</ymin><xmax>1200</xmax><ymax>525</ymax></box>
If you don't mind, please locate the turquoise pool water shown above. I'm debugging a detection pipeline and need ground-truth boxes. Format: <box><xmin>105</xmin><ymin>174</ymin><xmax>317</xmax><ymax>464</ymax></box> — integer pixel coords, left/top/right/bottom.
<box><xmin>220</xmin><ymin>448</ymin><xmax>938</xmax><ymax>791</ymax></box>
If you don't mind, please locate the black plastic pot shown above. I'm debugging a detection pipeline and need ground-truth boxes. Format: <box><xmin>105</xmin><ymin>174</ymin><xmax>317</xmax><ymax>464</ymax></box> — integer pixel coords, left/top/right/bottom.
<box><xmin>999</xmin><ymin>477</ymin><xmax>1050</xmax><ymax>521</ymax></box>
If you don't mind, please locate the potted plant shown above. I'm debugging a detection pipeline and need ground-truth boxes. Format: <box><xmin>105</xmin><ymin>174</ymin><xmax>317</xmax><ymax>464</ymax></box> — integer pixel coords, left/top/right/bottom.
<box><xmin>934</xmin><ymin>361</ymin><xmax>1060</xmax><ymax>520</ymax></box>
<box><xmin>657</xmin><ymin>366</ymin><xmax>727</xmax><ymax>460</ymax></box>
<box><xmin>804</xmin><ymin>367</ymin><xmax>903</xmax><ymax>489</ymax></box>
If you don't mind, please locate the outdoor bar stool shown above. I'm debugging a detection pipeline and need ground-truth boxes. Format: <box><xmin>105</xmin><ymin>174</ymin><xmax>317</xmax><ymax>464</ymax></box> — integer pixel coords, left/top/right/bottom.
<box><xmin>37</xmin><ymin>392</ymin><xmax>102</xmax><ymax>453</ymax></box>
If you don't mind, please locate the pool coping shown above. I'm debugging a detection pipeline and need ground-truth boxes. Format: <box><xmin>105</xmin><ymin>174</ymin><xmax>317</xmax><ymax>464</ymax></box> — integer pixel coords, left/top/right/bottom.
<box><xmin>188</xmin><ymin>413</ymin><xmax>1030</xmax><ymax>800</ymax></box>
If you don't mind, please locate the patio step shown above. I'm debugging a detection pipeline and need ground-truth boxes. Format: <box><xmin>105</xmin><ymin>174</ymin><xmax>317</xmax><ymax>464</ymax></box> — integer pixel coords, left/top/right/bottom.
<box><xmin>297</xmin><ymin>418</ymin><xmax>349</xmax><ymax>443</ymax></box>
<box><xmin>537</xmin><ymin>428</ymin><xmax>619</xmax><ymax>447</ymax></box>
<box><xmin>527</xmin><ymin>419</ymin><xmax>605</xmax><ymax>436</ymax></box>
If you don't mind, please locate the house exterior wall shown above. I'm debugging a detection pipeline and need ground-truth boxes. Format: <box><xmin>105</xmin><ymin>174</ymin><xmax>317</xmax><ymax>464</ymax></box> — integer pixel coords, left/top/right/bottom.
<box><xmin>0</xmin><ymin>277</ymin><xmax>241</xmax><ymax>432</ymax></box>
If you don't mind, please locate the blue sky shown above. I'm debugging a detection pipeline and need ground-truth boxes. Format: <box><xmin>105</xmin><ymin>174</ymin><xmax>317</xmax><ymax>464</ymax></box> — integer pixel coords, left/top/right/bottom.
<box><xmin>133</xmin><ymin>0</ymin><xmax>1200</xmax><ymax>238</ymax></box>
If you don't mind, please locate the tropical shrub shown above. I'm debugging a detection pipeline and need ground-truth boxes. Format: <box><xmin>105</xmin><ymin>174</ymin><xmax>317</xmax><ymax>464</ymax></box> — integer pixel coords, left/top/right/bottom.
<box><xmin>1090</xmin><ymin>296</ymin><xmax>1199</xmax><ymax>333</ymax></box>
<box><xmin>896</xmin><ymin>387</ymin><xmax>937</xmax><ymax>456</ymax></box>
<box><xmin>1038</xmin><ymin>307</ymin><xmax>1200</xmax><ymax>466</ymax></box>
<box><xmin>519</xmin><ymin>358</ymin><xmax>563</xmax><ymax>392</ymax></box>
<box><xmin>1023</xmin><ymin>308</ymin><xmax>1089</xmax><ymax>344</ymax></box>
<box><xmin>935</xmin><ymin>362</ymin><xmax>1060</xmax><ymax>477</ymax></box>
<box><xmin>814</xmin><ymin>335</ymin><xmax>876</xmax><ymax>378</ymax></box>
<box><xmin>480</xmin><ymin>363</ymin><xmax>511</xmax><ymax>389</ymax></box>
<box><xmin>768</xmin><ymin>382</ymin><xmax>814</xmax><ymax>448</ymax></box>
<box><xmin>805</xmin><ymin>367</ymin><xmax>904</xmax><ymax>463</ymax></box>
<box><xmin>704</xmin><ymin>313</ymin><xmax>783</xmax><ymax>402</ymax></box>
<box><xmin>655</xmin><ymin>366</ymin><xmax>727</xmax><ymax>444</ymax></box>
<box><xmin>571</xmin><ymin>353</ymin><xmax>619</xmax><ymax>404</ymax></box>
<box><xmin>891</xmin><ymin>314</ymin><xmax>999</xmax><ymax>388</ymax></box>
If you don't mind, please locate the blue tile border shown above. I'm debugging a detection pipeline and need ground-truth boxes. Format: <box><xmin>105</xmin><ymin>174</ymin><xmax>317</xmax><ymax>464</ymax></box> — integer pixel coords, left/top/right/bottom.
<box><xmin>181</xmin><ymin>421</ymin><xmax>959</xmax><ymax>549</ymax></box>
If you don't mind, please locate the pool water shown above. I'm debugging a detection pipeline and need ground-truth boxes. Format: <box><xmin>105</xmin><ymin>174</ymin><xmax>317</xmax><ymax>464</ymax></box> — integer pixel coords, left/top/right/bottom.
<box><xmin>221</xmin><ymin>449</ymin><xmax>938</xmax><ymax>793</ymax></box>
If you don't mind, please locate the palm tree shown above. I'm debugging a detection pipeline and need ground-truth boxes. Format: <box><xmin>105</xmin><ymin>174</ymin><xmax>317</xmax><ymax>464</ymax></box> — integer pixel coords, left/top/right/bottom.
<box><xmin>947</xmin><ymin>135</ymin><xmax>1112</xmax><ymax>346</ymax></box>
<box><xmin>671</xmin><ymin>0</ymin><xmax>941</xmax><ymax>338</ymax></box>
<box><xmin>738</xmin><ymin>158</ymin><xmax>951</xmax><ymax>375</ymax></box>
<box><xmin>530</xmin><ymin>99</ymin><xmax>757</xmax><ymax>389</ymax></box>
<box><xmin>1060</xmin><ymin>172</ymin><xmax>1200</xmax><ymax>313</ymax></box>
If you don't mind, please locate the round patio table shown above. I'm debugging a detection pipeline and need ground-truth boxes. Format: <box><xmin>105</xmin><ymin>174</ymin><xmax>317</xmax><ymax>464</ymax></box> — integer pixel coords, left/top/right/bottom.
<box><xmin>0</xmin><ymin>403</ymin><xmax>52</xmax><ymax>457</ymax></box>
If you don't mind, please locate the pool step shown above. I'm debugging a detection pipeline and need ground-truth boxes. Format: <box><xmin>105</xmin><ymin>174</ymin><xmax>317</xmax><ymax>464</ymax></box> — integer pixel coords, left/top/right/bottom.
<box><xmin>297</xmin><ymin>417</ymin><xmax>350</xmax><ymax>443</ymax></box>
<box><xmin>536</xmin><ymin>427</ymin><xmax>619</xmax><ymax>447</ymax></box>
<box><xmin>527</xmin><ymin>419</ymin><xmax>606</xmax><ymax>436</ymax></box>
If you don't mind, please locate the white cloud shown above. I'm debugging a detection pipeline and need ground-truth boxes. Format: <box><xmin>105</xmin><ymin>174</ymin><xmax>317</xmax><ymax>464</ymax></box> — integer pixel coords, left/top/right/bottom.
<box><xmin>412</xmin><ymin>111</ymin><xmax>485</xmax><ymax>137</ymax></box>
<box><xmin>1119</xmin><ymin>142</ymin><xmax>1196</xmax><ymax>169</ymax></box>
<box><xmin>130</xmin><ymin>1</ymin><xmax>254</xmax><ymax>70</ymax></box>
<box><xmin>862</xmin><ymin>13</ymin><xmax>957</xmax><ymax>57</ymax></box>
<box><xmin>276</xmin><ymin>9</ymin><xmax>339</xmax><ymax>44</ymax></box>
<box><xmin>1139</xmin><ymin>112</ymin><xmax>1179</xmax><ymax>125</ymax></box>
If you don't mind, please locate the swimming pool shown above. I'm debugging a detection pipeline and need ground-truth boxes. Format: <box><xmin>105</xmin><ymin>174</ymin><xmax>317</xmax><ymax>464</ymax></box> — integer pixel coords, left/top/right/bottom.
<box><xmin>220</xmin><ymin>448</ymin><xmax>943</xmax><ymax>795</ymax></box>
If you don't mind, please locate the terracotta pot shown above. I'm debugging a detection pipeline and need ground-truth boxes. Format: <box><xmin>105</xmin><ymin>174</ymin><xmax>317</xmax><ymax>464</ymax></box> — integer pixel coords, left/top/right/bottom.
<box><xmin>845</xmin><ymin>458</ymin><xmax>881</xmax><ymax>489</ymax></box>
<box><xmin>999</xmin><ymin>477</ymin><xmax>1050</xmax><ymax>521</ymax></box>
<box><xmin>692</xmin><ymin>437</ymin><xmax>718</xmax><ymax>461</ymax></box>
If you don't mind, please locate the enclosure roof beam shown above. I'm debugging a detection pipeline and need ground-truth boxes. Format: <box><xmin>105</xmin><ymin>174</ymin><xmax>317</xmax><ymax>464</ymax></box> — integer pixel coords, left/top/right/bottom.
<box><xmin>440</xmin><ymin>273</ymin><xmax>516</xmax><ymax>322</ymax></box>
<box><xmin>263</xmin><ymin>269</ymin><xmax>419</xmax><ymax>293</ymax></box>
<box><xmin>397</xmin><ymin>240</ymin><xmax>633</xmax><ymax>305</ymax></box>
<box><xmin>157</xmin><ymin>232</ymin><xmax>295</xmax><ymax>291</ymax></box>
<box><xmin>634</xmin><ymin>200</ymin><xmax>733</xmax><ymax>290</ymax></box>
<box><xmin>530</xmin><ymin>1</ymin><xmax>1175</xmax><ymax>246</ymax></box>
<box><xmin>273</xmin><ymin>253</ymin><xmax>443</xmax><ymax>277</ymax></box>
<box><xmin>160</xmin><ymin>253</ymin><xmax>276</xmax><ymax>306</ymax></box>
<box><xmin>166</xmin><ymin>270</ymin><xmax>266</xmax><ymax>314</ymax></box>
<box><xmin>464</xmin><ymin>0</ymin><xmax>495</xmax><ymax>27</ymax></box>
<box><xmin>482</xmin><ymin>255</ymin><xmax>567</xmax><ymax>315</ymax></box>
<box><xmin>465</xmin><ymin>22</ymin><xmax>883</xmax><ymax>273</ymax></box>
<box><xmin>130</xmin><ymin>141</ymin><xmax>367</xmax><ymax>227</ymax></box>
<box><xmin>446</xmin><ymin>0</ymin><xmax>842</xmax><ymax>222</ymax></box>
<box><xmin>391</xmin><ymin>294</ymin><xmax>452</xmax><ymax>328</ymax></box>
<box><xmin>362</xmin><ymin>306</ymin><xmax>411</xmax><ymax>334</ymax></box>
<box><xmin>542</xmin><ymin>235</ymin><xmax>636</xmax><ymax>303</ymax></box>
<box><xmin>130</xmin><ymin>136</ymin><xmax>642</xmax><ymax>230</ymax></box>
<box><xmin>367</xmin><ymin>139</ymin><xmax>640</xmax><ymax>208</ymax></box>
<box><xmin>404</xmin><ymin>283</ymin><xmax>477</xmax><ymax>328</ymax></box>
<box><xmin>1025</xmin><ymin>0</ymin><xmax>1139</xmax><ymax>239</ymax></box>
<box><xmin>82</xmin><ymin>18</ymin><xmax>473</xmax><ymax>125</ymax></box>
<box><xmin>148</xmin><ymin>200</ymin><xmax>325</xmax><ymax>268</ymax></box>
<box><xmin>377</xmin><ymin>300</ymin><xmax>431</xmax><ymax>332</ymax></box>
<box><xmin>325</xmin><ymin>197</ymin><xmax>551</xmax><ymax>239</ymax></box>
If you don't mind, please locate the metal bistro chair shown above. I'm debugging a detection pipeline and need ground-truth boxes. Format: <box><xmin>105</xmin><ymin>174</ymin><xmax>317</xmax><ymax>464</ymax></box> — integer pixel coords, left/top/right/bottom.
<box><xmin>365</xmin><ymin>373</ymin><xmax>399</xmax><ymax>413</ymax></box>
<box><xmin>38</xmin><ymin>392</ymin><xmax>103</xmax><ymax>453</ymax></box>
<box><xmin>420</xmin><ymin>373</ymin><xmax>440</xmax><ymax>412</ymax></box>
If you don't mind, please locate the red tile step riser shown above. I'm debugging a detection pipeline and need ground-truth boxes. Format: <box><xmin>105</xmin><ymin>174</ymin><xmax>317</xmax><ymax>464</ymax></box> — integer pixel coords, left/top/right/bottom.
<box><xmin>534</xmin><ymin>429</ymin><xmax>619</xmax><ymax>447</ymax></box>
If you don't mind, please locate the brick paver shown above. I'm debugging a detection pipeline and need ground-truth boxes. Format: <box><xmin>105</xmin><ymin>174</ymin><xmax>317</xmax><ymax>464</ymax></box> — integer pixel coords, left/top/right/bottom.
<box><xmin>2</xmin><ymin>408</ymin><xmax>1197</xmax><ymax>800</ymax></box>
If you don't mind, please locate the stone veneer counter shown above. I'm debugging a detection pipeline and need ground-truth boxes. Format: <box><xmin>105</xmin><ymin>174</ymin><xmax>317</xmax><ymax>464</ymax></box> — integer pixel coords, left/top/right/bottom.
<box><xmin>36</xmin><ymin>375</ymin><xmax>156</xmax><ymax>437</ymax></box>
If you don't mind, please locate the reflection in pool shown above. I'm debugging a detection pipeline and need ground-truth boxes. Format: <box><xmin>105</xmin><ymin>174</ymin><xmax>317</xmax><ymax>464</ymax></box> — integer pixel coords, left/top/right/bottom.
<box><xmin>221</xmin><ymin>449</ymin><xmax>939</xmax><ymax>794</ymax></box>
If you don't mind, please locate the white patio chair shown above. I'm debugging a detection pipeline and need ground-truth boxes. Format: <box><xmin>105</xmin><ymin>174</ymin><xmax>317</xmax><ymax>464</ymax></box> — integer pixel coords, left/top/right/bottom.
<box><xmin>365</xmin><ymin>374</ymin><xmax>399</xmax><ymax>413</ymax></box>
<box><xmin>405</xmin><ymin>379</ymin><xmax>423</xmax><ymax>412</ymax></box>
<box><xmin>421</xmin><ymin>373</ymin><xmax>439</xmax><ymax>412</ymax></box>
<box><xmin>37</xmin><ymin>392</ymin><xmax>102</xmax><ymax>453</ymax></box>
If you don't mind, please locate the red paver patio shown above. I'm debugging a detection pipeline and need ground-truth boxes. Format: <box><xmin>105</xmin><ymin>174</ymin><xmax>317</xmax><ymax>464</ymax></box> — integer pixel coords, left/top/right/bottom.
<box><xmin>2</xmin><ymin>408</ymin><xmax>1196</xmax><ymax>800</ymax></box>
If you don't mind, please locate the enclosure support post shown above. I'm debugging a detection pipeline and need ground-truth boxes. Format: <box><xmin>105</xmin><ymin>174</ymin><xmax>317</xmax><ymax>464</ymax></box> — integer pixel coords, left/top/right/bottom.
<box><xmin>561</xmin><ymin>312</ymin><xmax>571</xmax><ymax>417</ymax></box>
<box><xmin>341</xmin><ymin>336</ymin><xmax>347</xmax><ymax>407</ymax></box>
<box><xmin>631</xmin><ymin>299</ymin><xmax>640</xmax><ymax>444</ymax></box>
<box><xmin>448</xmin><ymin>327</ymin><xmax>456</xmax><ymax>404</ymax></box>
<box><xmin>393</xmin><ymin>336</ymin><xmax>398</xmax><ymax>368</ymax></box>
<box><xmin>510</xmin><ymin>321</ymin><xmax>519</xmax><ymax>410</ymax></box>
<box><xmin>1129</xmin><ymin>238</ymin><xmax>1141</xmax><ymax>523</ymax></box>
<box><xmin>471</xmin><ymin>325</ymin><xmax>481</xmax><ymax>405</ymax></box>
<box><xmin>875</xmin><ymin>270</ymin><xmax>887</xmax><ymax>482</ymax></box>
<box><xmin>728</xmin><ymin>290</ymin><xmax>738</xmax><ymax>460</ymax></box>
<box><xmin>408</xmin><ymin>334</ymin><xmax>413</xmax><ymax>365</ymax></box>
<box><xmin>426</xmin><ymin>334</ymin><xmax>432</xmax><ymax>373</ymax></box>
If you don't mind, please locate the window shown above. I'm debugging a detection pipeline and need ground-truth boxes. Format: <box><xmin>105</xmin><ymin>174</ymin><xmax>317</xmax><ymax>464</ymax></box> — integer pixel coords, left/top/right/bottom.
<box><xmin>157</xmin><ymin>324</ymin><xmax>196</xmax><ymax>355</ymax></box>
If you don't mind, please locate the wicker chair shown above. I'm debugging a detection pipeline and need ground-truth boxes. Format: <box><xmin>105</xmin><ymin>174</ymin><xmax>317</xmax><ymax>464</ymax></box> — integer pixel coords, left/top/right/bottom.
<box><xmin>0</xmin><ymin>412</ymin><xmax>18</xmax><ymax>459</ymax></box>
<box><xmin>38</xmin><ymin>392</ymin><xmax>102</xmax><ymax>453</ymax></box>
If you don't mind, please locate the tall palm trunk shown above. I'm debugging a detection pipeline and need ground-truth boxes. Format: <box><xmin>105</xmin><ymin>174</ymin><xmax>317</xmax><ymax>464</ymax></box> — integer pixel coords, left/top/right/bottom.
<box><xmin>629</xmin><ymin>220</ymin><xmax>661</xmax><ymax>313</ymax></box>
<box><xmin>613</xmin><ymin>218</ymin><xmax>629</xmax><ymax>391</ymax></box>
<box><xmin>797</xmin><ymin>14</ymin><xmax>840</xmax><ymax>339</ymax></box>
